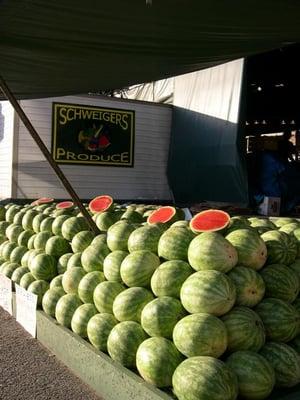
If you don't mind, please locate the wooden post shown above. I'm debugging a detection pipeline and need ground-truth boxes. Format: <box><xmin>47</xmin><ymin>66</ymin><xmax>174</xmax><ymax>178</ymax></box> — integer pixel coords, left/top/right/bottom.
<box><xmin>0</xmin><ymin>75</ymin><xmax>99</xmax><ymax>234</ymax></box>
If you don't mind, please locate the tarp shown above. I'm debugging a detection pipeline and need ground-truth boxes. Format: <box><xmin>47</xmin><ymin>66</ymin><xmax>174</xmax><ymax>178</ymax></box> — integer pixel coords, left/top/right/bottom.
<box><xmin>1</xmin><ymin>0</ymin><xmax>300</xmax><ymax>99</ymax></box>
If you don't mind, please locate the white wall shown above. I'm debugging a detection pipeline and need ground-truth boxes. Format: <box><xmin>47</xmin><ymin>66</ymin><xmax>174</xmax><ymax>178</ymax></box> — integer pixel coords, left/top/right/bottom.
<box><xmin>0</xmin><ymin>101</ymin><xmax>14</xmax><ymax>199</ymax></box>
<box><xmin>16</xmin><ymin>95</ymin><xmax>172</xmax><ymax>200</ymax></box>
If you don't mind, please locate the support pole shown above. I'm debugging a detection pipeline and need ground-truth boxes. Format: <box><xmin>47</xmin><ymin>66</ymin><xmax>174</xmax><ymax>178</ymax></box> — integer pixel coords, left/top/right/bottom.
<box><xmin>0</xmin><ymin>75</ymin><xmax>99</xmax><ymax>234</ymax></box>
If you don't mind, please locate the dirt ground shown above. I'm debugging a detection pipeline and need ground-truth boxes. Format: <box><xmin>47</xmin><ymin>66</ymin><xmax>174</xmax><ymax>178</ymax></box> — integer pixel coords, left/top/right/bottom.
<box><xmin>0</xmin><ymin>307</ymin><xmax>101</xmax><ymax>400</ymax></box>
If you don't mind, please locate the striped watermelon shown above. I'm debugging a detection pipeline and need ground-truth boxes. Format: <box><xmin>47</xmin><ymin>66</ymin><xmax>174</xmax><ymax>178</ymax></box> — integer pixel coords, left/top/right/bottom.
<box><xmin>52</xmin><ymin>215</ymin><xmax>70</xmax><ymax>236</ymax></box>
<box><xmin>2</xmin><ymin>242</ymin><xmax>18</xmax><ymax>260</ymax></box>
<box><xmin>260</xmin><ymin>264</ymin><xmax>299</xmax><ymax>303</ymax></box>
<box><xmin>158</xmin><ymin>227</ymin><xmax>195</xmax><ymax>261</ymax></box>
<box><xmin>188</xmin><ymin>232</ymin><xmax>238</xmax><ymax>273</ymax></box>
<box><xmin>33</xmin><ymin>231</ymin><xmax>53</xmax><ymax>251</ymax></box>
<box><xmin>21</xmin><ymin>210</ymin><xmax>38</xmax><ymax>230</ymax></box>
<box><xmin>225</xmin><ymin>229</ymin><xmax>267</xmax><ymax>270</ymax></box>
<box><xmin>49</xmin><ymin>274</ymin><xmax>64</xmax><ymax>290</ymax></box>
<box><xmin>280</xmin><ymin>222</ymin><xmax>300</xmax><ymax>234</ymax></box>
<box><xmin>32</xmin><ymin>213</ymin><xmax>48</xmax><ymax>233</ymax></box>
<box><xmin>221</xmin><ymin>307</ymin><xmax>265</xmax><ymax>352</ymax></box>
<box><xmin>136</xmin><ymin>337</ymin><xmax>182</xmax><ymax>388</ymax></box>
<box><xmin>55</xmin><ymin>293</ymin><xmax>82</xmax><ymax>328</ymax></box>
<box><xmin>290</xmin><ymin>335</ymin><xmax>300</xmax><ymax>354</ymax></box>
<box><xmin>11</xmin><ymin>266</ymin><xmax>30</xmax><ymax>284</ymax></box>
<box><xmin>18</xmin><ymin>230</ymin><xmax>34</xmax><ymax>247</ymax></box>
<box><xmin>255</xmin><ymin>298</ymin><xmax>300</xmax><ymax>342</ymax></box>
<box><xmin>173</xmin><ymin>313</ymin><xmax>227</xmax><ymax>358</ymax></box>
<box><xmin>10</xmin><ymin>246</ymin><xmax>27</xmax><ymax>264</ymax></box>
<box><xmin>71</xmin><ymin>230</ymin><xmax>94</xmax><ymax>253</ymax></box>
<box><xmin>67</xmin><ymin>252</ymin><xmax>83</xmax><ymax>269</ymax></box>
<box><xmin>61</xmin><ymin>216</ymin><xmax>89</xmax><ymax>241</ymax></box>
<box><xmin>78</xmin><ymin>271</ymin><xmax>105</xmax><ymax>303</ymax></box>
<box><xmin>91</xmin><ymin>233</ymin><xmax>107</xmax><ymax>247</ymax></box>
<box><xmin>71</xmin><ymin>303</ymin><xmax>98</xmax><ymax>338</ymax></box>
<box><xmin>107</xmin><ymin>220</ymin><xmax>135</xmax><ymax>252</ymax></box>
<box><xmin>2</xmin><ymin>262</ymin><xmax>21</xmax><ymax>278</ymax></box>
<box><xmin>87</xmin><ymin>313</ymin><xmax>118</xmax><ymax>352</ymax></box>
<box><xmin>226</xmin><ymin>351</ymin><xmax>275</xmax><ymax>399</ymax></box>
<box><xmin>40</xmin><ymin>217</ymin><xmax>55</xmax><ymax>232</ymax></box>
<box><xmin>228</xmin><ymin>266</ymin><xmax>265</xmax><ymax>307</ymax></box>
<box><xmin>45</xmin><ymin>236</ymin><xmax>71</xmax><ymax>258</ymax></box>
<box><xmin>30</xmin><ymin>253</ymin><xmax>57</xmax><ymax>281</ymax></box>
<box><xmin>121</xmin><ymin>209</ymin><xmax>144</xmax><ymax>223</ymax></box>
<box><xmin>150</xmin><ymin>260</ymin><xmax>193</xmax><ymax>299</ymax></box>
<box><xmin>127</xmin><ymin>224</ymin><xmax>162</xmax><ymax>253</ymax></box>
<box><xmin>57</xmin><ymin>253</ymin><xmax>73</xmax><ymax>274</ymax></box>
<box><xmin>13</xmin><ymin>211</ymin><xmax>26</xmax><ymax>225</ymax></box>
<box><xmin>19</xmin><ymin>272</ymin><xmax>36</xmax><ymax>289</ymax></box>
<box><xmin>62</xmin><ymin>267</ymin><xmax>86</xmax><ymax>294</ymax></box>
<box><xmin>293</xmin><ymin>298</ymin><xmax>300</xmax><ymax>314</ymax></box>
<box><xmin>120</xmin><ymin>250</ymin><xmax>160</xmax><ymax>287</ymax></box>
<box><xmin>113</xmin><ymin>287</ymin><xmax>154</xmax><ymax>322</ymax></box>
<box><xmin>95</xmin><ymin>211</ymin><xmax>121</xmax><ymax>231</ymax></box>
<box><xmin>93</xmin><ymin>281</ymin><xmax>125</xmax><ymax>313</ymax></box>
<box><xmin>107</xmin><ymin>321</ymin><xmax>148</xmax><ymax>367</ymax></box>
<box><xmin>27</xmin><ymin>280</ymin><xmax>49</xmax><ymax>306</ymax></box>
<box><xmin>180</xmin><ymin>270</ymin><xmax>236</xmax><ymax>316</ymax></box>
<box><xmin>141</xmin><ymin>297</ymin><xmax>185</xmax><ymax>338</ymax></box>
<box><xmin>6</xmin><ymin>224</ymin><xmax>24</xmax><ymax>243</ymax></box>
<box><xmin>261</xmin><ymin>230</ymin><xmax>297</xmax><ymax>266</ymax></box>
<box><xmin>27</xmin><ymin>234</ymin><xmax>37</xmax><ymax>249</ymax></box>
<box><xmin>42</xmin><ymin>287</ymin><xmax>65</xmax><ymax>317</ymax></box>
<box><xmin>260</xmin><ymin>342</ymin><xmax>300</xmax><ymax>387</ymax></box>
<box><xmin>289</xmin><ymin>259</ymin><xmax>300</xmax><ymax>286</ymax></box>
<box><xmin>103</xmin><ymin>250</ymin><xmax>128</xmax><ymax>282</ymax></box>
<box><xmin>0</xmin><ymin>221</ymin><xmax>9</xmax><ymax>235</ymax></box>
<box><xmin>27</xmin><ymin>249</ymin><xmax>44</xmax><ymax>270</ymax></box>
<box><xmin>81</xmin><ymin>243</ymin><xmax>110</xmax><ymax>272</ymax></box>
<box><xmin>273</xmin><ymin>217</ymin><xmax>296</xmax><ymax>228</ymax></box>
<box><xmin>173</xmin><ymin>356</ymin><xmax>238</xmax><ymax>400</ymax></box>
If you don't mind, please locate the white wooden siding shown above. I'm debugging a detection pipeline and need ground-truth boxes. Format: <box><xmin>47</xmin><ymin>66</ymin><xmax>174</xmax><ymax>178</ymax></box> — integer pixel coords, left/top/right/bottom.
<box><xmin>0</xmin><ymin>101</ymin><xmax>14</xmax><ymax>199</ymax></box>
<box><xmin>16</xmin><ymin>96</ymin><xmax>172</xmax><ymax>200</ymax></box>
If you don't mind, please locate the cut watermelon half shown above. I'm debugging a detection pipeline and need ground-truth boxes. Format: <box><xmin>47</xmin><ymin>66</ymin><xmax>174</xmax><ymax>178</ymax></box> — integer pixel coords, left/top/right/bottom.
<box><xmin>89</xmin><ymin>195</ymin><xmax>113</xmax><ymax>214</ymax></box>
<box><xmin>190</xmin><ymin>209</ymin><xmax>230</xmax><ymax>233</ymax></box>
<box><xmin>147</xmin><ymin>206</ymin><xmax>177</xmax><ymax>224</ymax></box>
<box><xmin>56</xmin><ymin>201</ymin><xmax>74</xmax><ymax>210</ymax></box>
<box><xmin>31</xmin><ymin>197</ymin><xmax>54</xmax><ymax>206</ymax></box>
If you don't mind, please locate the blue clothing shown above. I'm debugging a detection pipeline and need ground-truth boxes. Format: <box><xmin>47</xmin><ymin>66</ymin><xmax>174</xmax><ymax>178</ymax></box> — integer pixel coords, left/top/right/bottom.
<box><xmin>260</xmin><ymin>152</ymin><xmax>285</xmax><ymax>197</ymax></box>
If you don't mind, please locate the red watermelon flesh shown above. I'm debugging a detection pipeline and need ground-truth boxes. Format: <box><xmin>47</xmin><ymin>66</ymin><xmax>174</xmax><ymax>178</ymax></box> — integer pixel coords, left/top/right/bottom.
<box><xmin>190</xmin><ymin>209</ymin><xmax>230</xmax><ymax>233</ymax></box>
<box><xmin>56</xmin><ymin>201</ymin><xmax>74</xmax><ymax>209</ymax></box>
<box><xmin>89</xmin><ymin>195</ymin><xmax>113</xmax><ymax>213</ymax></box>
<box><xmin>31</xmin><ymin>197</ymin><xmax>54</xmax><ymax>206</ymax></box>
<box><xmin>147</xmin><ymin>206</ymin><xmax>176</xmax><ymax>224</ymax></box>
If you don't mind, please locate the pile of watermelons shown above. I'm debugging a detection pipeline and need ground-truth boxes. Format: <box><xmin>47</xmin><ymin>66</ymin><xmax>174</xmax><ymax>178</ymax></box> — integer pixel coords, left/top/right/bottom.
<box><xmin>1</xmin><ymin>195</ymin><xmax>300</xmax><ymax>400</ymax></box>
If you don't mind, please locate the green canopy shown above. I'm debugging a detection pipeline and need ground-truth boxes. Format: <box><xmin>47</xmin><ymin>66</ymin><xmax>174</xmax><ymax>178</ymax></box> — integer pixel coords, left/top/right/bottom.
<box><xmin>1</xmin><ymin>0</ymin><xmax>300</xmax><ymax>99</ymax></box>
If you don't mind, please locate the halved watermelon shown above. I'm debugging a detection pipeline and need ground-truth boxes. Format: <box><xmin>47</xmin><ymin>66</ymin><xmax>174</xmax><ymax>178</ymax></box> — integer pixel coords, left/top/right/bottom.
<box><xmin>190</xmin><ymin>209</ymin><xmax>230</xmax><ymax>233</ymax></box>
<box><xmin>147</xmin><ymin>206</ymin><xmax>177</xmax><ymax>225</ymax></box>
<box><xmin>31</xmin><ymin>197</ymin><xmax>54</xmax><ymax>206</ymax></box>
<box><xmin>89</xmin><ymin>195</ymin><xmax>113</xmax><ymax>214</ymax></box>
<box><xmin>56</xmin><ymin>201</ymin><xmax>74</xmax><ymax>210</ymax></box>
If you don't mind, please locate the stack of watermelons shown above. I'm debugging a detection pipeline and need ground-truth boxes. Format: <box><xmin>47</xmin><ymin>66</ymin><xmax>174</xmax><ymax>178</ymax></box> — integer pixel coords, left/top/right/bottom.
<box><xmin>1</xmin><ymin>196</ymin><xmax>300</xmax><ymax>400</ymax></box>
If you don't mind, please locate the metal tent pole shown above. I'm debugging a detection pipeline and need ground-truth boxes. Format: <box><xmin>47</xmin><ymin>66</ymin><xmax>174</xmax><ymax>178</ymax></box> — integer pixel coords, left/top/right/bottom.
<box><xmin>0</xmin><ymin>75</ymin><xmax>99</xmax><ymax>234</ymax></box>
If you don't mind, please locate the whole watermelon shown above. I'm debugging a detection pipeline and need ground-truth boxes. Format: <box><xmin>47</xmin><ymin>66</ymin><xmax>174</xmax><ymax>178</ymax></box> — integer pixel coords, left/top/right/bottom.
<box><xmin>61</xmin><ymin>216</ymin><xmax>89</xmax><ymax>241</ymax></box>
<box><xmin>91</xmin><ymin>233</ymin><xmax>107</xmax><ymax>247</ymax></box>
<box><xmin>173</xmin><ymin>356</ymin><xmax>238</xmax><ymax>400</ymax></box>
<box><xmin>107</xmin><ymin>321</ymin><xmax>148</xmax><ymax>367</ymax></box>
<box><xmin>227</xmin><ymin>266</ymin><xmax>265</xmax><ymax>307</ymax></box>
<box><xmin>81</xmin><ymin>243</ymin><xmax>110</xmax><ymax>272</ymax></box>
<box><xmin>87</xmin><ymin>313</ymin><xmax>118</xmax><ymax>352</ymax></box>
<box><xmin>260</xmin><ymin>342</ymin><xmax>300</xmax><ymax>387</ymax></box>
<box><xmin>52</xmin><ymin>215</ymin><xmax>70</xmax><ymax>236</ymax></box>
<box><xmin>78</xmin><ymin>271</ymin><xmax>105</xmax><ymax>304</ymax></box>
<box><xmin>95</xmin><ymin>211</ymin><xmax>120</xmax><ymax>231</ymax></box>
<box><xmin>2</xmin><ymin>262</ymin><xmax>22</xmax><ymax>278</ymax></box>
<box><xmin>127</xmin><ymin>224</ymin><xmax>162</xmax><ymax>253</ymax></box>
<box><xmin>33</xmin><ymin>231</ymin><xmax>53</xmax><ymax>251</ymax></box>
<box><xmin>136</xmin><ymin>337</ymin><xmax>182</xmax><ymax>388</ymax></box>
<box><xmin>10</xmin><ymin>246</ymin><xmax>27</xmax><ymax>264</ymax></box>
<box><xmin>188</xmin><ymin>232</ymin><xmax>238</xmax><ymax>273</ymax></box>
<box><xmin>19</xmin><ymin>272</ymin><xmax>36</xmax><ymax>289</ymax></box>
<box><xmin>71</xmin><ymin>303</ymin><xmax>98</xmax><ymax>338</ymax></box>
<box><xmin>62</xmin><ymin>267</ymin><xmax>86</xmax><ymax>294</ymax></box>
<box><xmin>42</xmin><ymin>287</ymin><xmax>65</xmax><ymax>317</ymax></box>
<box><xmin>18</xmin><ymin>229</ymin><xmax>34</xmax><ymax>247</ymax></box>
<box><xmin>71</xmin><ymin>230</ymin><xmax>94</xmax><ymax>253</ymax></box>
<box><xmin>6</xmin><ymin>224</ymin><xmax>24</xmax><ymax>243</ymax></box>
<box><xmin>226</xmin><ymin>351</ymin><xmax>275</xmax><ymax>400</ymax></box>
<box><xmin>40</xmin><ymin>217</ymin><xmax>55</xmax><ymax>232</ymax></box>
<box><xmin>57</xmin><ymin>253</ymin><xmax>73</xmax><ymax>274</ymax></box>
<box><xmin>289</xmin><ymin>259</ymin><xmax>300</xmax><ymax>286</ymax></box>
<box><xmin>273</xmin><ymin>217</ymin><xmax>296</xmax><ymax>228</ymax></box>
<box><xmin>27</xmin><ymin>280</ymin><xmax>49</xmax><ymax>306</ymax></box>
<box><xmin>11</xmin><ymin>266</ymin><xmax>30</xmax><ymax>284</ymax></box>
<box><xmin>22</xmin><ymin>210</ymin><xmax>38</xmax><ymax>230</ymax></box>
<box><xmin>49</xmin><ymin>274</ymin><xmax>64</xmax><ymax>290</ymax></box>
<box><xmin>280</xmin><ymin>222</ymin><xmax>300</xmax><ymax>234</ymax></box>
<box><xmin>32</xmin><ymin>213</ymin><xmax>48</xmax><ymax>233</ymax></box>
<box><xmin>226</xmin><ymin>229</ymin><xmax>267</xmax><ymax>270</ymax></box>
<box><xmin>113</xmin><ymin>287</ymin><xmax>154</xmax><ymax>322</ymax></box>
<box><xmin>45</xmin><ymin>236</ymin><xmax>71</xmax><ymax>258</ymax></box>
<box><xmin>30</xmin><ymin>253</ymin><xmax>57</xmax><ymax>281</ymax></box>
<box><xmin>55</xmin><ymin>293</ymin><xmax>82</xmax><ymax>328</ymax></box>
<box><xmin>103</xmin><ymin>250</ymin><xmax>128</xmax><ymax>282</ymax></box>
<box><xmin>173</xmin><ymin>313</ymin><xmax>227</xmax><ymax>358</ymax></box>
<box><xmin>93</xmin><ymin>281</ymin><xmax>125</xmax><ymax>313</ymax></box>
<box><xmin>158</xmin><ymin>227</ymin><xmax>195</xmax><ymax>261</ymax></box>
<box><xmin>107</xmin><ymin>221</ymin><xmax>135</xmax><ymax>251</ymax></box>
<box><xmin>221</xmin><ymin>307</ymin><xmax>265</xmax><ymax>352</ymax></box>
<box><xmin>261</xmin><ymin>230</ymin><xmax>297</xmax><ymax>265</ymax></box>
<box><xmin>180</xmin><ymin>270</ymin><xmax>236</xmax><ymax>316</ymax></box>
<box><xmin>2</xmin><ymin>242</ymin><xmax>18</xmax><ymax>260</ymax></box>
<box><xmin>67</xmin><ymin>252</ymin><xmax>83</xmax><ymax>269</ymax></box>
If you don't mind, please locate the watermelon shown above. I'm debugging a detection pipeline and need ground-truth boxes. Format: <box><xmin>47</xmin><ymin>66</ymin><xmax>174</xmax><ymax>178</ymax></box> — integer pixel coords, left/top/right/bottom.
<box><xmin>81</xmin><ymin>243</ymin><xmax>110</xmax><ymax>272</ymax></box>
<box><xmin>150</xmin><ymin>260</ymin><xmax>193</xmax><ymax>299</ymax></box>
<box><xmin>120</xmin><ymin>250</ymin><xmax>160</xmax><ymax>287</ymax></box>
<box><xmin>289</xmin><ymin>259</ymin><xmax>300</xmax><ymax>285</ymax></box>
<box><xmin>30</xmin><ymin>253</ymin><xmax>57</xmax><ymax>281</ymax></box>
<box><xmin>180</xmin><ymin>270</ymin><xmax>236</xmax><ymax>316</ymax></box>
<box><xmin>141</xmin><ymin>297</ymin><xmax>185</xmax><ymax>338</ymax></box>
<box><xmin>61</xmin><ymin>216</ymin><xmax>89</xmax><ymax>241</ymax></box>
<box><xmin>31</xmin><ymin>197</ymin><xmax>54</xmax><ymax>206</ymax></box>
<box><xmin>67</xmin><ymin>252</ymin><xmax>83</xmax><ymax>269</ymax></box>
<box><xmin>274</xmin><ymin>217</ymin><xmax>297</xmax><ymax>228</ymax></box>
<box><xmin>87</xmin><ymin>313</ymin><xmax>118</xmax><ymax>352</ymax></box>
<box><xmin>290</xmin><ymin>335</ymin><xmax>300</xmax><ymax>354</ymax></box>
<box><xmin>107</xmin><ymin>321</ymin><xmax>148</xmax><ymax>367</ymax></box>
<box><xmin>95</xmin><ymin>211</ymin><xmax>120</xmax><ymax>232</ymax></box>
<box><xmin>136</xmin><ymin>337</ymin><xmax>182</xmax><ymax>388</ymax></box>
<box><xmin>71</xmin><ymin>303</ymin><xmax>98</xmax><ymax>338</ymax></box>
<box><xmin>55</xmin><ymin>293</ymin><xmax>82</xmax><ymax>328</ymax></box>
<box><xmin>222</xmin><ymin>307</ymin><xmax>265</xmax><ymax>352</ymax></box>
<box><xmin>189</xmin><ymin>209</ymin><xmax>230</xmax><ymax>233</ymax></box>
<box><xmin>27</xmin><ymin>280</ymin><xmax>49</xmax><ymax>306</ymax></box>
<box><xmin>62</xmin><ymin>267</ymin><xmax>86</xmax><ymax>294</ymax></box>
<box><xmin>113</xmin><ymin>287</ymin><xmax>154</xmax><ymax>322</ymax></box>
<box><xmin>121</xmin><ymin>209</ymin><xmax>144</xmax><ymax>223</ymax></box>
<box><xmin>93</xmin><ymin>281</ymin><xmax>125</xmax><ymax>313</ymax></box>
<box><xmin>91</xmin><ymin>233</ymin><xmax>107</xmax><ymax>247</ymax></box>
<box><xmin>56</xmin><ymin>201</ymin><xmax>74</xmax><ymax>210</ymax></box>
<box><xmin>293</xmin><ymin>298</ymin><xmax>300</xmax><ymax>314</ymax></box>
<box><xmin>261</xmin><ymin>230</ymin><xmax>297</xmax><ymax>266</ymax></box>
<box><xmin>173</xmin><ymin>356</ymin><xmax>238</xmax><ymax>400</ymax></box>
<box><xmin>78</xmin><ymin>271</ymin><xmax>105</xmax><ymax>303</ymax></box>
<box><xmin>228</xmin><ymin>266</ymin><xmax>265</xmax><ymax>307</ymax></box>
<box><xmin>0</xmin><ymin>220</ymin><xmax>9</xmax><ymax>234</ymax></box>
<box><xmin>127</xmin><ymin>224</ymin><xmax>162</xmax><ymax>254</ymax></box>
<box><xmin>0</xmin><ymin>205</ymin><xmax>6</xmax><ymax>221</ymax></box>
<box><xmin>0</xmin><ymin>233</ymin><xmax>6</xmax><ymax>245</ymax></box>
<box><xmin>260</xmin><ymin>264</ymin><xmax>299</xmax><ymax>303</ymax></box>
<box><xmin>42</xmin><ymin>287</ymin><xmax>65</xmax><ymax>317</ymax></box>
<box><xmin>10</xmin><ymin>246</ymin><xmax>27</xmax><ymax>264</ymax></box>
<box><xmin>18</xmin><ymin>229</ymin><xmax>34</xmax><ymax>247</ymax></box>
<box><xmin>260</xmin><ymin>342</ymin><xmax>300</xmax><ymax>387</ymax></box>
<box><xmin>32</xmin><ymin>213</ymin><xmax>48</xmax><ymax>233</ymax></box>
<box><xmin>27</xmin><ymin>249</ymin><xmax>44</xmax><ymax>270</ymax></box>
<box><xmin>1</xmin><ymin>262</ymin><xmax>20</xmax><ymax>278</ymax></box>
<box><xmin>103</xmin><ymin>250</ymin><xmax>128</xmax><ymax>282</ymax></box>
<box><xmin>226</xmin><ymin>229</ymin><xmax>267</xmax><ymax>270</ymax></box>
<box><xmin>43</xmin><ymin>206</ymin><xmax>56</xmax><ymax>215</ymax></box>
<box><xmin>71</xmin><ymin>230</ymin><xmax>94</xmax><ymax>253</ymax></box>
<box><xmin>157</xmin><ymin>227</ymin><xmax>195</xmax><ymax>262</ymax></box>
<box><xmin>11</xmin><ymin>266</ymin><xmax>29</xmax><ymax>284</ymax></box>
<box><xmin>19</xmin><ymin>272</ymin><xmax>36</xmax><ymax>289</ymax></box>
<box><xmin>52</xmin><ymin>215</ymin><xmax>70</xmax><ymax>236</ymax></box>
<box><xmin>27</xmin><ymin>234</ymin><xmax>37</xmax><ymax>249</ymax></box>
<box><xmin>34</xmin><ymin>231</ymin><xmax>53</xmax><ymax>251</ymax></box>
<box><xmin>171</xmin><ymin>220</ymin><xmax>189</xmax><ymax>228</ymax></box>
<box><xmin>250</xmin><ymin>219</ymin><xmax>277</xmax><ymax>230</ymax></box>
<box><xmin>57</xmin><ymin>253</ymin><xmax>73</xmax><ymax>274</ymax></box>
<box><xmin>39</xmin><ymin>217</ymin><xmax>55</xmax><ymax>232</ymax></box>
<box><xmin>188</xmin><ymin>232</ymin><xmax>238</xmax><ymax>273</ymax></box>
<box><xmin>293</xmin><ymin>228</ymin><xmax>300</xmax><ymax>241</ymax></box>
<box><xmin>13</xmin><ymin>211</ymin><xmax>27</xmax><ymax>225</ymax></box>
<box><xmin>89</xmin><ymin>195</ymin><xmax>113</xmax><ymax>213</ymax></box>
<box><xmin>147</xmin><ymin>206</ymin><xmax>177</xmax><ymax>225</ymax></box>
<box><xmin>280</xmin><ymin>222</ymin><xmax>300</xmax><ymax>234</ymax></box>
<box><xmin>49</xmin><ymin>274</ymin><xmax>64</xmax><ymax>290</ymax></box>
<box><xmin>226</xmin><ymin>351</ymin><xmax>275</xmax><ymax>400</ymax></box>
<box><xmin>45</xmin><ymin>236</ymin><xmax>71</xmax><ymax>258</ymax></box>
<box><xmin>255</xmin><ymin>298</ymin><xmax>300</xmax><ymax>342</ymax></box>
<box><xmin>107</xmin><ymin>221</ymin><xmax>135</xmax><ymax>252</ymax></box>
<box><xmin>6</xmin><ymin>223</ymin><xmax>23</xmax><ymax>243</ymax></box>
<box><xmin>1</xmin><ymin>242</ymin><xmax>18</xmax><ymax>260</ymax></box>
<box><xmin>6</xmin><ymin>206</ymin><xmax>22</xmax><ymax>223</ymax></box>
<box><xmin>173</xmin><ymin>313</ymin><xmax>227</xmax><ymax>358</ymax></box>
